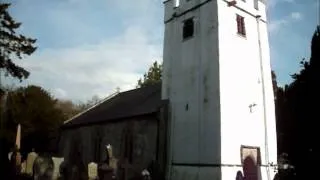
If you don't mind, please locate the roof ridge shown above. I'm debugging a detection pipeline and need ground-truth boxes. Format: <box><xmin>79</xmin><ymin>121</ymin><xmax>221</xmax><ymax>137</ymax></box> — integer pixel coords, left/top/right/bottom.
<box><xmin>63</xmin><ymin>91</ymin><xmax>120</xmax><ymax>125</ymax></box>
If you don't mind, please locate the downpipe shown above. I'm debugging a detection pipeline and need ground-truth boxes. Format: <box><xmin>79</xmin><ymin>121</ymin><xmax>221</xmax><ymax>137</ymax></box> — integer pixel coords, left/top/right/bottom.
<box><xmin>256</xmin><ymin>15</ymin><xmax>271</xmax><ymax>180</ymax></box>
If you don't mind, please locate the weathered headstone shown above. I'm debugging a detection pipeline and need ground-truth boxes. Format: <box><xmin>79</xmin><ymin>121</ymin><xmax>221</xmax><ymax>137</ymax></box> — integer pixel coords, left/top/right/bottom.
<box><xmin>26</xmin><ymin>150</ymin><xmax>38</xmax><ymax>175</ymax></box>
<box><xmin>21</xmin><ymin>160</ymin><xmax>26</xmax><ymax>174</ymax></box>
<box><xmin>33</xmin><ymin>155</ymin><xmax>54</xmax><ymax>180</ymax></box>
<box><xmin>52</xmin><ymin>157</ymin><xmax>64</xmax><ymax>180</ymax></box>
<box><xmin>141</xmin><ymin>169</ymin><xmax>151</xmax><ymax>180</ymax></box>
<box><xmin>98</xmin><ymin>144</ymin><xmax>117</xmax><ymax>180</ymax></box>
<box><xmin>107</xmin><ymin>144</ymin><xmax>118</xmax><ymax>176</ymax></box>
<box><xmin>8</xmin><ymin>151</ymin><xmax>12</xmax><ymax>161</ymax></box>
<box><xmin>88</xmin><ymin>162</ymin><xmax>98</xmax><ymax>180</ymax></box>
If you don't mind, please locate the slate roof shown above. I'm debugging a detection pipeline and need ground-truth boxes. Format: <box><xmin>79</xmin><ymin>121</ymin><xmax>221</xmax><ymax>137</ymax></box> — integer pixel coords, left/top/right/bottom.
<box><xmin>62</xmin><ymin>83</ymin><xmax>163</xmax><ymax>128</ymax></box>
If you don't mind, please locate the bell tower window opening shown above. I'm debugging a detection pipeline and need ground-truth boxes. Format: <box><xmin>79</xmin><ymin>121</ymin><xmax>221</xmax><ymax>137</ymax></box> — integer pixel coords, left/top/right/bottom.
<box><xmin>236</xmin><ymin>14</ymin><xmax>246</xmax><ymax>37</ymax></box>
<box><xmin>183</xmin><ymin>18</ymin><xmax>194</xmax><ymax>40</ymax></box>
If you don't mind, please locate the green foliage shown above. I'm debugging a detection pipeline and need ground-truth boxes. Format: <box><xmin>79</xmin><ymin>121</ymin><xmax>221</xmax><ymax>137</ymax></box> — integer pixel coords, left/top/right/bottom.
<box><xmin>0</xmin><ymin>3</ymin><xmax>37</xmax><ymax>82</ymax></box>
<box><xmin>55</xmin><ymin>99</ymin><xmax>82</xmax><ymax>120</ymax></box>
<box><xmin>137</xmin><ymin>61</ymin><xmax>162</xmax><ymax>88</ymax></box>
<box><xmin>275</xmin><ymin>25</ymin><xmax>320</xmax><ymax>179</ymax></box>
<box><xmin>2</xmin><ymin>85</ymin><xmax>65</xmax><ymax>151</ymax></box>
<box><xmin>74</xmin><ymin>95</ymin><xmax>101</xmax><ymax>113</ymax></box>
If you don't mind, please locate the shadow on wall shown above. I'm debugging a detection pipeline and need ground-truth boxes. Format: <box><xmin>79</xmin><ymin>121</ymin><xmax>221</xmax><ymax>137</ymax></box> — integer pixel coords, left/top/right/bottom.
<box><xmin>236</xmin><ymin>156</ymin><xmax>261</xmax><ymax>180</ymax></box>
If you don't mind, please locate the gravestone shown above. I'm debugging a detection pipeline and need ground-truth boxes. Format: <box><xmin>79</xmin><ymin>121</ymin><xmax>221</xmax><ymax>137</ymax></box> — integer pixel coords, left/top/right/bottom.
<box><xmin>98</xmin><ymin>144</ymin><xmax>117</xmax><ymax>180</ymax></box>
<box><xmin>88</xmin><ymin>162</ymin><xmax>98</xmax><ymax>180</ymax></box>
<box><xmin>107</xmin><ymin>144</ymin><xmax>118</xmax><ymax>176</ymax></box>
<box><xmin>26</xmin><ymin>150</ymin><xmax>38</xmax><ymax>176</ymax></box>
<box><xmin>141</xmin><ymin>169</ymin><xmax>151</xmax><ymax>180</ymax></box>
<box><xmin>21</xmin><ymin>160</ymin><xmax>26</xmax><ymax>174</ymax></box>
<box><xmin>52</xmin><ymin>157</ymin><xmax>64</xmax><ymax>180</ymax></box>
<box><xmin>33</xmin><ymin>155</ymin><xmax>54</xmax><ymax>180</ymax></box>
<box><xmin>8</xmin><ymin>151</ymin><xmax>13</xmax><ymax>161</ymax></box>
<box><xmin>58</xmin><ymin>160</ymin><xmax>69</xmax><ymax>180</ymax></box>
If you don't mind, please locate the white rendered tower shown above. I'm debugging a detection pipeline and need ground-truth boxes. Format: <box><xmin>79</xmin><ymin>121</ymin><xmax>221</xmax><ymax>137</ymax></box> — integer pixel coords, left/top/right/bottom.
<box><xmin>161</xmin><ymin>0</ymin><xmax>277</xmax><ymax>180</ymax></box>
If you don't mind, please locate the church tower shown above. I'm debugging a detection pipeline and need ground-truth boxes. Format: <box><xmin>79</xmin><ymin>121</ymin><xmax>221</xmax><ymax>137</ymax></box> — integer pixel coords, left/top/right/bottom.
<box><xmin>161</xmin><ymin>0</ymin><xmax>277</xmax><ymax>180</ymax></box>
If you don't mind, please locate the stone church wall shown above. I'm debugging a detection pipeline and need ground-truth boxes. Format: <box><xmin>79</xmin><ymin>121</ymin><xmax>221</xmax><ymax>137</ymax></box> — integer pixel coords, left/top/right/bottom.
<box><xmin>59</xmin><ymin>114</ymin><xmax>159</xmax><ymax>177</ymax></box>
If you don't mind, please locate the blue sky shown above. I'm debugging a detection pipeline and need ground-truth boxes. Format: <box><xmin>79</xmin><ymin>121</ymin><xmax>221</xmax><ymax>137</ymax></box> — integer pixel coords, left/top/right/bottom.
<box><xmin>3</xmin><ymin>0</ymin><xmax>319</xmax><ymax>102</ymax></box>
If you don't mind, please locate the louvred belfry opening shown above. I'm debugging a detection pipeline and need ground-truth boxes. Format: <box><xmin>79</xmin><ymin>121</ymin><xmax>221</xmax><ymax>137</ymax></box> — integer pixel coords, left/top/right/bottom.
<box><xmin>237</xmin><ymin>14</ymin><xmax>246</xmax><ymax>36</ymax></box>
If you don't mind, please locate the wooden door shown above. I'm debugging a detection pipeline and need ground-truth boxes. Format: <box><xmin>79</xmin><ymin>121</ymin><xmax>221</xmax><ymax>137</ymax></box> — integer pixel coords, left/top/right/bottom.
<box><xmin>241</xmin><ymin>146</ymin><xmax>261</xmax><ymax>180</ymax></box>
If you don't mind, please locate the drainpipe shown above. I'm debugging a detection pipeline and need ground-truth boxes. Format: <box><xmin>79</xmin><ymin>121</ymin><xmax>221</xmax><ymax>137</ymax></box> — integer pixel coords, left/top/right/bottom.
<box><xmin>256</xmin><ymin>15</ymin><xmax>271</xmax><ymax>180</ymax></box>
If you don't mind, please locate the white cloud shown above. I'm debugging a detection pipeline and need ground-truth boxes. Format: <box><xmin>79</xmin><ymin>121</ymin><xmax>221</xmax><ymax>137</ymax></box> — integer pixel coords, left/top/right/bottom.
<box><xmin>268</xmin><ymin>19</ymin><xmax>289</xmax><ymax>33</ymax></box>
<box><xmin>268</xmin><ymin>11</ymin><xmax>303</xmax><ymax>34</ymax></box>
<box><xmin>54</xmin><ymin>88</ymin><xmax>68</xmax><ymax>99</ymax></box>
<box><xmin>268</xmin><ymin>0</ymin><xmax>295</xmax><ymax>8</ymax></box>
<box><xmin>290</xmin><ymin>12</ymin><xmax>303</xmax><ymax>20</ymax></box>
<box><xmin>17</xmin><ymin>26</ymin><xmax>162</xmax><ymax>102</ymax></box>
<box><xmin>5</xmin><ymin>0</ymin><xmax>164</xmax><ymax>102</ymax></box>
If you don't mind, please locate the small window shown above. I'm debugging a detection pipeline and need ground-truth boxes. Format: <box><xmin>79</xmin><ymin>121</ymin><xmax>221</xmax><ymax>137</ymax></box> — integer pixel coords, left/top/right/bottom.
<box><xmin>236</xmin><ymin>14</ymin><xmax>246</xmax><ymax>37</ymax></box>
<box><xmin>183</xmin><ymin>18</ymin><xmax>194</xmax><ymax>40</ymax></box>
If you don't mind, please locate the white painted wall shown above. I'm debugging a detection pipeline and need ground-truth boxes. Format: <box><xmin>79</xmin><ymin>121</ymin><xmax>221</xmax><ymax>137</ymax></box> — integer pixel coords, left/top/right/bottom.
<box><xmin>217</xmin><ymin>0</ymin><xmax>277</xmax><ymax>179</ymax></box>
<box><xmin>162</xmin><ymin>0</ymin><xmax>277</xmax><ymax>179</ymax></box>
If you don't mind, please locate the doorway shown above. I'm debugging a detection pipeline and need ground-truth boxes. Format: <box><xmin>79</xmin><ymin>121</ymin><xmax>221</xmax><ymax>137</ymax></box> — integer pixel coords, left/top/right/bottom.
<box><xmin>240</xmin><ymin>145</ymin><xmax>262</xmax><ymax>180</ymax></box>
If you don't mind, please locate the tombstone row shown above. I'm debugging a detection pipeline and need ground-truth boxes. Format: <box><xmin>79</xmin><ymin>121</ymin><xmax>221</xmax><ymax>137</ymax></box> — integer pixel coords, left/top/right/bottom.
<box><xmin>10</xmin><ymin>144</ymin><xmax>152</xmax><ymax>180</ymax></box>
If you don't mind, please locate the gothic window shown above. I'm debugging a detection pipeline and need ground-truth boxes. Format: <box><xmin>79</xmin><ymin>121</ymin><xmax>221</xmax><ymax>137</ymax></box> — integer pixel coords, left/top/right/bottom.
<box><xmin>236</xmin><ymin>14</ymin><xmax>246</xmax><ymax>37</ymax></box>
<box><xmin>183</xmin><ymin>18</ymin><xmax>194</xmax><ymax>40</ymax></box>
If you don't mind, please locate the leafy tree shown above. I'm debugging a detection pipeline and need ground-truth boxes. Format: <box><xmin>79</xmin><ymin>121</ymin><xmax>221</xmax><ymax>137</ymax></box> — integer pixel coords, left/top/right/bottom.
<box><xmin>275</xmin><ymin>25</ymin><xmax>320</xmax><ymax>179</ymax></box>
<box><xmin>76</xmin><ymin>95</ymin><xmax>101</xmax><ymax>112</ymax></box>
<box><xmin>0</xmin><ymin>3</ymin><xmax>37</xmax><ymax>83</ymax></box>
<box><xmin>86</xmin><ymin>95</ymin><xmax>100</xmax><ymax>107</ymax></box>
<box><xmin>3</xmin><ymin>85</ymin><xmax>65</xmax><ymax>152</ymax></box>
<box><xmin>55</xmin><ymin>95</ymin><xmax>102</xmax><ymax>121</ymax></box>
<box><xmin>55</xmin><ymin>99</ymin><xmax>82</xmax><ymax>120</ymax></box>
<box><xmin>137</xmin><ymin>61</ymin><xmax>162</xmax><ymax>88</ymax></box>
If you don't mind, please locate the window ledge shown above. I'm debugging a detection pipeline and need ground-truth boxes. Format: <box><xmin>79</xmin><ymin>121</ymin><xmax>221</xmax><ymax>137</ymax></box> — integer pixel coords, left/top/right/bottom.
<box><xmin>237</xmin><ymin>33</ymin><xmax>247</xmax><ymax>39</ymax></box>
<box><xmin>183</xmin><ymin>35</ymin><xmax>194</xmax><ymax>42</ymax></box>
